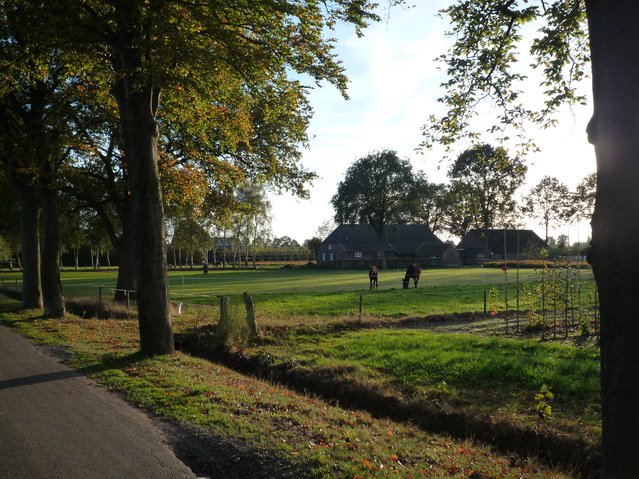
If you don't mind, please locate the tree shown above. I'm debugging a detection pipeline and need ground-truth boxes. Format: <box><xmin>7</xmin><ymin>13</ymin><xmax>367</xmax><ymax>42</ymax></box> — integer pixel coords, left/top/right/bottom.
<box><xmin>315</xmin><ymin>218</ymin><xmax>337</xmax><ymax>241</ymax></box>
<box><xmin>240</xmin><ymin>186</ymin><xmax>272</xmax><ymax>269</ymax></box>
<box><xmin>412</xmin><ymin>174</ymin><xmax>449</xmax><ymax>234</ymax></box>
<box><xmin>36</xmin><ymin>0</ymin><xmax>378</xmax><ymax>355</ymax></box>
<box><xmin>0</xmin><ymin>168</ymin><xmax>21</xmax><ymax>270</ymax></box>
<box><xmin>447</xmin><ymin>144</ymin><xmax>527</xmax><ymax>234</ymax></box>
<box><xmin>521</xmin><ymin>176</ymin><xmax>570</xmax><ymax>242</ymax></box>
<box><xmin>571</xmin><ymin>172</ymin><xmax>596</xmax><ymax>222</ymax></box>
<box><xmin>423</xmin><ymin>1</ymin><xmax>639</xmax><ymax>473</ymax></box>
<box><xmin>331</xmin><ymin>150</ymin><xmax>419</xmax><ymax>269</ymax></box>
<box><xmin>304</xmin><ymin>237</ymin><xmax>323</xmax><ymax>263</ymax></box>
<box><xmin>0</xmin><ymin>8</ymin><xmax>73</xmax><ymax>316</ymax></box>
<box><xmin>440</xmin><ymin>182</ymin><xmax>476</xmax><ymax>238</ymax></box>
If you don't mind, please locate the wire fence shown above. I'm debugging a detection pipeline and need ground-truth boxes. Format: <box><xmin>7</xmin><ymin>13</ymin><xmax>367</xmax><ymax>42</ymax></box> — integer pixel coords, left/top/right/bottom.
<box><xmin>1</xmin><ymin>267</ymin><xmax>601</xmax><ymax>343</ymax></box>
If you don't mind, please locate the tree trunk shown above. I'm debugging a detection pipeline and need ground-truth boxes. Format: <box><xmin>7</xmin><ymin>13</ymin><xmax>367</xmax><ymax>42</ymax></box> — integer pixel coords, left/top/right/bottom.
<box><xmin>120</xmin><ymin>86</ymin><xmax>173</xmax><ymax>355</ymax></box>
<box><xmin>586</xmin><ymin>2</ymin><xmax>639</xmax><ymax>475</ymax></box>
<box><xmin>41</xmin><ymin>186</ymin><xmax>65</xmax><ymax>317</ymax></box>
<box><xmin>18</xmin><ymin>182</ymin><xmax>42</xmax><ymax>309</ymax></box>
<box><xmin>222</xmin><ymin>229</ymin><xmax>227</xmax><ymax>268</ymax></box>
<box><xmin>112</xmin><ymin>31</ymin><xmax>173</xmax><ymax>355</ymax></box>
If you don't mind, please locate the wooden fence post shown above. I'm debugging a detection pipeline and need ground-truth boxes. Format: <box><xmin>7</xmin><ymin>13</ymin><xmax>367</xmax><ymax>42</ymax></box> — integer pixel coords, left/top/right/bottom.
<box><xmin>243</xmin><ymin>292</ymin><xmax>258</xmax><ymax>340</ymax></box>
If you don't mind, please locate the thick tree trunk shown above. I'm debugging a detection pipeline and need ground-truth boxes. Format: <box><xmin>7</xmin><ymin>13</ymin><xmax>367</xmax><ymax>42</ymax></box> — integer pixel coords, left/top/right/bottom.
<box><xmin>586</xmin><ymin>2</ymin><xmax>639</xmax><ymax>475</ymax></box>
<box><xmin>125</xmin><ymin>92</ymin><xmax>173</xmax><ymax>354</ymax></box>
<box><xmin>117</xmin><ymin>85</ymin><xmax>173</xmax><ymax>355</ymax></box>
<box><xmin>110</xmin><ymin>4</ymin><xmax>174</xmax><ymax>355</ymax></box>
<box><xmin>375</xmin><ymin>229</ymin><xmax>387</xmax><ymax>269</ymax></box>
<box><xmin>18</xmin><ymin>183</ymin><xmax>42</xmax><ymax>309</ymax></box>
<box><xmin>41</xmin><ymin>187</ymin><xmax>65</xmax><ymax>317</ymax></box>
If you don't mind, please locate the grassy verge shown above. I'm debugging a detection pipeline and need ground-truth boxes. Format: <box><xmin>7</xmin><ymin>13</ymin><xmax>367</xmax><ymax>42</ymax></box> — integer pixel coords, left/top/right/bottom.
<box><xmin>179</xmin><ymin>324</ymin><xmax>600</xmax><ymax>475</ymax></box>
<box><xmin>0</xmin><ymin>295</ymin><xmax>571</xmax><ymax>479</ymax></box>
<box><xmin>239</xmin><ymin>330</ymin><xmax>600</xmax><ymax>432</ymax></box>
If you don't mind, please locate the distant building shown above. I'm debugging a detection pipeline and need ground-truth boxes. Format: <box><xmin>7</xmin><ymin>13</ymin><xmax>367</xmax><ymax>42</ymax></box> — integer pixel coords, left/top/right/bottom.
<box><xmin>456</xmin><ymin>229</ymin><xmax>547</xmax><ymax>265</ymax></box>
<box><xmin>318</xmin><ymin>224</ymin><xmax>460</xmax><ymax>267</ymax></box>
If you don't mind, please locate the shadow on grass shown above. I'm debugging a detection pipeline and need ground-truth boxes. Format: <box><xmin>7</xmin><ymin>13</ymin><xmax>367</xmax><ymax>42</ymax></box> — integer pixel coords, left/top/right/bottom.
<box><xmin>159</xmin><ymin>419</ymin><xmax>320</xmax><ymax>479</ymax></box>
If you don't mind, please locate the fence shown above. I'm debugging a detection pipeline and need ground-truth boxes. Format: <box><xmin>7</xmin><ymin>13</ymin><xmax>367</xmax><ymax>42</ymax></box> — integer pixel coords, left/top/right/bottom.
<box><xmin>1</xmin><ymin>268</ymin><xmax>600</xmax><ymax>343</ymax></box>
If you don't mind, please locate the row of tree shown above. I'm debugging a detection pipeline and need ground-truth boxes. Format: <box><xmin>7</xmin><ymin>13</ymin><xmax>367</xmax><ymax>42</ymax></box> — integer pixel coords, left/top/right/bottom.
<box><xmin>2</xmin><ymin>1</ymin><xmax>638</xmax><ymax>471</ymax></box>
<box><xmin>328</xmin><ymin>147</ymin><xmax>595</xmax><ymax>267</ymax></box>
<box><xmin>0</xmin><ymin>1</ymin><xmax>380</xmax><ymax>354</ymax></box>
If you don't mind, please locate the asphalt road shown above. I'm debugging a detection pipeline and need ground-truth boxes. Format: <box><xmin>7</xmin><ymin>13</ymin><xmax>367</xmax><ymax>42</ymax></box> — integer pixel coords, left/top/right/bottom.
<box><xmin>0</xmin><ymin>324</ymin><xmax>196</xmax><ymax>479</ymax></box>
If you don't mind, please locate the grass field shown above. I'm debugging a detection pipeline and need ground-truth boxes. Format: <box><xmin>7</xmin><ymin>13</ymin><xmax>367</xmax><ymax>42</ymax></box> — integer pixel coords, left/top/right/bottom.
<box><xmin>0</xmin><ymin>296</ymin><xmax>574</xmax><ymax>478</ymax></box>
<box><xmin>0</xmin><ymin>266</ymin><xmax>595</xmax><ymax>320</ymax></box>
<box><xmin>0</xmin><ymin>265</ymin><xmax>572</xmax><ymax>294</ymax></box>
<box><xmin>0</xmin><ymin>266</ymin><xmax>600</xmax><ymax>477</ymax></box>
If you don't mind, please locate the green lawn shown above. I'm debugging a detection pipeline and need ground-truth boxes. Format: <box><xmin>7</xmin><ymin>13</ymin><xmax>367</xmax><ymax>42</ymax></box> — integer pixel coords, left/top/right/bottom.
<box><xmin>259</xmin><ymin>329</ymin><xmax>600</xmax><ymax>405</ymax></box>
<box><xmin>1</xmin><ymin>265</ymin><xmax>570</xmax><ymax>294</ymax></box>
<box><xmin>0</xmin><ymin>296</ymin><xmax>572</xmax><ymax>478</ymax></box>
<box><xmin>0</xmin><ymin>266</ymin><xmax>600</xmax><ymax>475</ymax></box>
<box><xmin>0</xmin><ymin>266</ymin><xmax>595</xmax><ymax>321</ymax></box>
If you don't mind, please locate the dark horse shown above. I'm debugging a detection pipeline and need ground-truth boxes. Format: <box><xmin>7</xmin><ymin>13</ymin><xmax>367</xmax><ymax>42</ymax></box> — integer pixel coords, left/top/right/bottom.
<box><xmin>403</xmin><ymin>263</ymin><xmax>421</xmax><ymax>288</ymax></box>
<box><xmin>369</xmin><ymin>265</ymin><xmax>378</xmax><ymax>290</ymax></box>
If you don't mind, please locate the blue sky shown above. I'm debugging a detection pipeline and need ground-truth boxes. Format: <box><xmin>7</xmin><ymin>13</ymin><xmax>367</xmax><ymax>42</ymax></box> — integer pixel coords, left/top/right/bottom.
<box><xmin>269</xmin><ymin>2</ymin><xmax>596</xmax><ymax>245</ymax></box>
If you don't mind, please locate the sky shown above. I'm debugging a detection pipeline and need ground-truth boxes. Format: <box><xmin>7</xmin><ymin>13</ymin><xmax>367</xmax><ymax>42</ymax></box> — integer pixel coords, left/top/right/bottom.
<box><xmin>268</xmin><ymin>2</ymin><xmax>596</xmax><ymax>246</ymax></box>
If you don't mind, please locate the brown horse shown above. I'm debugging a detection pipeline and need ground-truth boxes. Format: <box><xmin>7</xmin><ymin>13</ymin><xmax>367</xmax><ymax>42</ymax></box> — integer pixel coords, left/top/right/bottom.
<box><xmin>369</xmin><ymin>265</ymin><xmax>379</xmax><ymax>290</ymax></box>
<box><xmin>403</xmin><ymin>263</ymin><xmax>421</xmax><ymax>288</ymax></box>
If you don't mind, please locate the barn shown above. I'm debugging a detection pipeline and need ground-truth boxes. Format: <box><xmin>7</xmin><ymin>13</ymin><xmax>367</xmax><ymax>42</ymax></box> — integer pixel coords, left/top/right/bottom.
<box><xmin>317</xmin><ymin>224</ymin><xmax>460</xmax><ymax>268</ymax></box>
<box><xmin>456</xmin><ymin>229</ymin><xmax>547</xmax><ymax>265</ymax></box>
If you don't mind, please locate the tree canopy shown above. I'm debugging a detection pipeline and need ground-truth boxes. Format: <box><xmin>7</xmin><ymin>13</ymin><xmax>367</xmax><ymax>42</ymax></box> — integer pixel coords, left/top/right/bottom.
<box><xmin>1</xmin><ymin>0</ymin><xmax>382</xmax><ymax>354</ymax></box>
<box><xmin>447</xmin><ymin>143</ymin><xmax>527</xmax><ymax>235</ymax></box>
<box><xmin>332</xmin><ymin>149</ymin><xmax>420</xmax><ymax>268</ymax></box>
<box><xmin>521</xmin><ymin>175</ymin><xmax>571</xmax><ymax>241</ymax></box>
<box><xmin>421</xmin><ymin>0</ymin><xmax>589</xmax><ymax>153</ymax></box>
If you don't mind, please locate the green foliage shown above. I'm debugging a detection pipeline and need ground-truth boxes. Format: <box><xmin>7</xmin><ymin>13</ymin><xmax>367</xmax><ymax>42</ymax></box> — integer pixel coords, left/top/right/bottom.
<box><xmin>521</xmin><ymin>176</ymin><xmax>571</xmax><ymax>241</ymax></box>
<box><xmin>534</xmin><ymin>384</ymin><xmax>554</xmax><ymax>420</ymax></box>
<box><xmin>421</xmin><ymin>0</ymin><xmax>589</xmax><ymax>154</ymax></box>
<box><xmin>411</xmin><ymin>175</ymin><xmax>449</xmax><ymax>234</ymax></box>
<box><xmin>332</xmin><ymin>150</ymin><xmax>421</xmax><ymax>238</ymax></box>
<box><xmin>570</xmin><ymin>172</ymin><xmax>596</xmax><ymax>222</ymax></box>
<box><xmin>487</xmin><ymin>287</ymin><xmax>500</xmax><ymax>316</ymax></box>
<box><xmin>446</xmin><ymin>144</ymin><xmax>527</xmax><ymax>235</ymax></box>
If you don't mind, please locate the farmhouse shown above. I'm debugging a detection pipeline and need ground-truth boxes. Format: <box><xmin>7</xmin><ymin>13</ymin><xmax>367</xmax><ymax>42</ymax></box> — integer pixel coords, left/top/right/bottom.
<box><xmin>318</xmin><ymin>224</ymin><xmax>460</xmax><ymax>267</ymax></box>
<box><xmin>456</xmin><ymin>229</ymin><xmax>547</xmax><ymax>265</ymax></box>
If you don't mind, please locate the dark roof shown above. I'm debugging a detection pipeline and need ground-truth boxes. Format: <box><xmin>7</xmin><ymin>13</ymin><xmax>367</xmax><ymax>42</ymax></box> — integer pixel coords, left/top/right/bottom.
<box><xmin>456</xmin><ymin>229</ymin><xmax>546</xmax><ymax>254</ymax></box>
<box><xmin>323</xmin><ymin>224</ymin><xmax>444</xmax><ymax>254</ymax></box>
